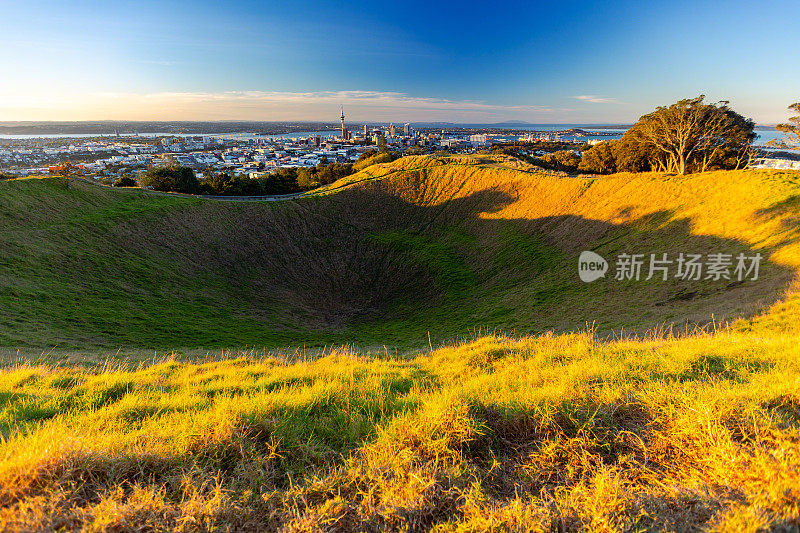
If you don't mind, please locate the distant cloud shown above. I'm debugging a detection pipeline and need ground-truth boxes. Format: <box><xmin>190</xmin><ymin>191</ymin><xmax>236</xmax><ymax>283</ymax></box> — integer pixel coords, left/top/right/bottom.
<box><xmin>0</xmin><ymin>89</ymin><xmax>567</xmax><ymax>122</ymax></box>
<box><xmin>573</xmin><ymin>95</ymin><xmax>619</xmax><ymax>104</ymax></box>
<box><xmin>126</xmin><ymin>90</ymin><xmax>556</xmax><ymax>113</ymax></box>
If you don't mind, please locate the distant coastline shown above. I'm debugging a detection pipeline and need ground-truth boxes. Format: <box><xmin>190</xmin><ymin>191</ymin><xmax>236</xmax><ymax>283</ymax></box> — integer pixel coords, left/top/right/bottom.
<box><xmin>0</xmin><ymin>121</ymin><xmax>341</xmax><ymax>136</ymax></box>
<box><xmin>0</xmin><ymin>120</ymin><xmax>780</xmax><ymax>137</ymax></box>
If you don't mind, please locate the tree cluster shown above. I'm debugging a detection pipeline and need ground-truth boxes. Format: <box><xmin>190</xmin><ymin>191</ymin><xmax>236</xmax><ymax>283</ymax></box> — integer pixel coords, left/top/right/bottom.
<box><xmin>516</xmin><ymin>140</ymin><xmax>586</xmax><ymax>153</ymax></box>
<box><xmin>198</xmin><ymin>162</ymin><xmax>355</xmax><ymax>196</ymax></box>
<box><xmin>112</xmin><ymin>176</ymin><xmax>137</xmax><ymax>187</ymax></box>
<box><xmin>135</xmin><ymin>160</ymin><xmax>358</xmax><ymax>196</ymax></box>
<box><xmin>199</xmin><ymin>171</ymin><xmax>287</xmax><ymax>195</ymax></box>
<box><xmin>492</xmin><ymin>145</ymin><xmax>583</xmax><ymax>173</ymax></box>
<box><xmin>578</xmin><ymin>138</ymin><xmax>659</xmax><ymax>174</ymax></box>
<box><xmin>139</xmin><ymin>165</ymin><xmax>199</xmax><ymax>194</ymax></box>
<box><xmin>536</xmin><ymin>150</ymin><xmax>582</xmax><ymax>172</ymax></box>
<box><xmin>579</xmin><ymin>96</ymin><xmax>755</xmax><ymax>175</ymax></box>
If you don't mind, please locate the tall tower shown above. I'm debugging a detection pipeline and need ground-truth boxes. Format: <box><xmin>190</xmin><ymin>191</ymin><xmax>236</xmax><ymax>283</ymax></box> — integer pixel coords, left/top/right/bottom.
<box><xmin>340</xmin><ymin>106</ymin><xmax>346</xmax><ymax>139</ymax></box>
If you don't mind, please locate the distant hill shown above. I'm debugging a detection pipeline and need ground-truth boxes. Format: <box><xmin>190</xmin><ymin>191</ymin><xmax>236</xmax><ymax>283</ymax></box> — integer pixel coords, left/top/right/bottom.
<box><xmin>2</xmin><ymin>156</ymin><xmax>799</xmax><ymax>349</ymax></box>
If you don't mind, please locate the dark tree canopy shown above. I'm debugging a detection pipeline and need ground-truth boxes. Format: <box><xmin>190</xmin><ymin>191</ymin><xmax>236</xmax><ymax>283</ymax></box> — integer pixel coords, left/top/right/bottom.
<box><xmin>610</xmin><ymin>136</ymin><xmax>658</xmax><ymax>173</ymax></box>
<box><xmin>197</xmin><ymin>162</ymin><xmax>356</xmax><ymax>196</ymax></box>
<box><xmin>539</xmin><ymin>150</ymin><xmax>581</xmax><ymax>172</ymax></box>
<box><xmin>140</xmin><ymin>165</ymin><xmax>199</xmax><ymax>194</ymax></box>
<box><xmin>112</xmin><ymin>176</ymin><xmax>137</xmax><ymax>187</ymax></box>
<box><xmin>627</xmin><ymin>95</ymin><xmax>755</xmax><ymax>174</ymax></box>
<box><xmin>577</xmin><ymin>137</ymin><xmax>659</xmax><ymax>174</ymax></box>
<box><xmin>578</xmin><ymin>142</ymin><xmax>617</xmax><ymax>174</ymax></box>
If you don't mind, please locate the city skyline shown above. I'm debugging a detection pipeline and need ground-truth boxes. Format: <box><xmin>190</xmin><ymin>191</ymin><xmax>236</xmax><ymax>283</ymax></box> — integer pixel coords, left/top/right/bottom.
<box><xmin>3</xmin><ymin>0</ymin><xmax>798</xmax><ymax>124</ymax></box>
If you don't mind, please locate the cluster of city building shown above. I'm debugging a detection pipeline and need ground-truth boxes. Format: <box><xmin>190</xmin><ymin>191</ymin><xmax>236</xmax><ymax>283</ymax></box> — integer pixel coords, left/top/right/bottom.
<box><xmin>0</xmin><ymin>121</ymin><xmax>506</xmax><ymax>180</ymax></box>
<box><xmin>2</xmin><ymin>110</ymin><xmax>627</xmax><ymax>180</ymax></box>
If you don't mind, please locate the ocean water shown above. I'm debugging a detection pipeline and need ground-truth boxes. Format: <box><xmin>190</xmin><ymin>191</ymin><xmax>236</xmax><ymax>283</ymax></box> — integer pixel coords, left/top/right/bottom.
<box><xmin>470</xmin><ymin>124</ymin><xmax>783</xmax><ymax>147</ymax></box>
<box><xmin>0</xmin><ymin>130</ymin><xmax>336</xmax><ymax>141</ymax></box>
<box><xmin>0</xmin><ymin>126</ymin><xmax>786</xmax><ymax>147</ymax></box>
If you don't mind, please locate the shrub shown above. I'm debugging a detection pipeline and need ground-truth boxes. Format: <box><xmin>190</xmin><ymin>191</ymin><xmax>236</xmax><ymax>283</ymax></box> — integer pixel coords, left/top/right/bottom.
<box><xmin>578</xmin><ymin>142</ymin><xmax>617</xmax><ymax>174</ymax></box>
<box><xmin>316</xmin><ymin>162</ymin><xmax>353</xmax><ymax>185</ymax></box>
<box><xmin>537</xmin><ymin>150</ymin><xmax>581</xmax><ymax>172</ymax></box>
<box><xmin>296</xmin><ymin>168</ymin><xmax>319</xmax><ymax>189</ymax></box>
<box><xmin>140</xmin><ymin>165</ymin><xmax>199</xmax><ymax>194</ymax></box>
<box><xmin>112</xmin><ymin>176</ymin><xmax>138</xmax><ymax>187</ymax></box>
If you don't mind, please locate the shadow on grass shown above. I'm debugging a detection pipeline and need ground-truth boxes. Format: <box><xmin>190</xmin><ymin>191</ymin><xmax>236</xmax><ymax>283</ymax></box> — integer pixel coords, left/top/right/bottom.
<box><xmin>1</xmin><ymin>175</ymin><xmax>796</xmax><ymax>347</ymax></box>
<box><xmin>111</xmin><ymin>183</ymin><xmax>798</xmax><ymax>342</ymax></box>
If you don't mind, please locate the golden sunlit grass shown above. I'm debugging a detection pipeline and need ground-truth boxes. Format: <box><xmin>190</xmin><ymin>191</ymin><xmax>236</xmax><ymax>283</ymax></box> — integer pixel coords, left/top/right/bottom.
<box><xmin>0</xmin><ymin>330</ymin><xmax>799</xmax><ymax>531</ymax></box>
<box><xmin>2</xmin><ymin>156</ymin><xmax>800</xmax><ymax>530</ymax></box>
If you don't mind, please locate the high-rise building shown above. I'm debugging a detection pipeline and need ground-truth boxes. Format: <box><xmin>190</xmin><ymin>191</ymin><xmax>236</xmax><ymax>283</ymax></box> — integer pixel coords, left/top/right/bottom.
<box><xmin>469</xmin><ymin>134</ymin><xmax>491</xmax><ymax>147</ymax></box>
<box><xmin>364</xmin><ymin>124</ymin><xmax>368</xmax><ymax>136</ymax></box>
<box><xmin>404</xmin><ymin>123</ymin><xmax>410</xmax><ymax>136</ymax></box>
<box><xmin>389</xmin><ymin>124</ymin><xmax>396</xmax><ymax>137</ymax></box>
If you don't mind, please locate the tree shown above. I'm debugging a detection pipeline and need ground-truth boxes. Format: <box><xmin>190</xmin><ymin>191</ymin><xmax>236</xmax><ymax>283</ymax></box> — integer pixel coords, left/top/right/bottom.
<box><xmin>537</xmin><ymin>150</ymin><xmax>581</xmax><ymax>172</ymax></box>
<box><xmin>405</xmin><ymin>146</ymin><xmax>428</xmax><ymax>156</ymax></box>
<box><xmin>611</xmin><ymin>135</ymin><xmax>662</xmax><ymax>173</ymax></box>
<box><xmin>50</xmin><ymin>162</ymin><xmax>81</xmax><ymax>189</ymax></box>
<box><xmin>140</xmin><ymin>165</ymin><xmax>199</xmax><ymax>194</ymax></box>
<box><xmin>775</xmin><ymin>102</ymin><xmax>800</xmax><ymax>150</ymax></box>
<box><xmin>112</xmin><ymin>176</ymin><xmax>137</xmax><ymax>187</ymax></box>
<box><xmin>628</xmin><ymin>95</ymin><xmax>755</xmax><ymax>174</ymax></box>
<box><xmin>203</xmin><ymin>170</ymin><xmax>237</xmax><ymax>194</ymax></box>
<box><xmin>296</xmin><ymin>168</ymin><xmax>318</xmax><ymax>189</ymax></box>
<box><xmin>578</xmin><ymin>142</ymin><xmax>617</xmax><ymax>174</ymax></box>
<box><xmin>201</xmin><ymin>171</ymin><xmax>268</xmax><ymax>196</ymax></box>
<box><xmin>316</xmin><ymin>162</ymin><xmax>353</xmax><ymax>185</ymax></box>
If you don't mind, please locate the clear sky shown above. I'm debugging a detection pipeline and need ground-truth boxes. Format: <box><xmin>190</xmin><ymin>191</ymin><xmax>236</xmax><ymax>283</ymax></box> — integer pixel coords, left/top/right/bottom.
<box><xmin>2</xmin><ymin>0</ymin><xmax>798</xmax><ymax>124</ymax></box>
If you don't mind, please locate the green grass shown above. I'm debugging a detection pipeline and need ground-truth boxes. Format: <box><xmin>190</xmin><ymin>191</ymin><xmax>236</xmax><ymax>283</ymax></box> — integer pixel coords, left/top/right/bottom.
<box><xmin>0</xmin><ymin>178</ymin><xmax>327</xmax><ymax>348</ymax></box>
<box><xmin>0</xmin><ymin>331</ymin><xmax>798</xmax><ymax>530</ymax></box>
<box><xmin>3</xmin><ymin>160</ymin><xmax>800</xmax><ymax>350</ymax></box>
<box><xmin>3</xmin><ymin>159</ymin><xmax>800</xmax><ymax>529</ymax></box>
<box><xmin>367</xmin><ymin>229</ymin><xmax>476</xmax><ymax>298</ymax></box>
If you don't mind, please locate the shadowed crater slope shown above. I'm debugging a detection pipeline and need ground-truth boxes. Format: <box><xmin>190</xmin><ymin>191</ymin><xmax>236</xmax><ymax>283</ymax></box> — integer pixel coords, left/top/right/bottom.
<box><xmin>1</xmin><ymin>155</ymin><xmax>798</xmax><ymax>348</ymax></box>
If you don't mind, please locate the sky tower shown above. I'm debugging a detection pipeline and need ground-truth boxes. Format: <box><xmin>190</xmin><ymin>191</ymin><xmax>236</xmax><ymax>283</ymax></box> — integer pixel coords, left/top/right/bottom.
<box><xmin>340</xmin><ymin>105</ymin><xmax>346</xmax><ymax>139</ymax></box>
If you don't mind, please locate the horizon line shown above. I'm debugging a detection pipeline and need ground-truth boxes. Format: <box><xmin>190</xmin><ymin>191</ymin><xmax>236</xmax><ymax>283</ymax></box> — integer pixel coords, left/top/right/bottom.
<box><xmin>0</xmin><ymin>119</ymin><xmax>780</xmax><ymax>127</ymax></box>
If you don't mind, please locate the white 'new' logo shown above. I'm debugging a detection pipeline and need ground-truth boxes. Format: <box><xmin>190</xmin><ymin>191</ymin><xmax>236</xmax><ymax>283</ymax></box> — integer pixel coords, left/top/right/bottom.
<box><xmin>578</xmin><ymin>251</ymin><xmax>608</xmax><ymax>282</ymax></box>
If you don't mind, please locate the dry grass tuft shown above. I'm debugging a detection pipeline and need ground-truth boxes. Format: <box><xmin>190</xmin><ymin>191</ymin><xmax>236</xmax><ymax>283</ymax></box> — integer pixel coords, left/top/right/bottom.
<box><xmin>0</xmin><ymin>332</ymin><xmax>797</xmax><ymax>530</ymax></box>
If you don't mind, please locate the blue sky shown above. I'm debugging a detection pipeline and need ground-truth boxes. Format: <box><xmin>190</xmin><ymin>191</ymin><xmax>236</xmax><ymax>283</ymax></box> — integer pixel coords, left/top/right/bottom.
<box><xmin>2</xmin><ymin>0</ymin><xmax>798</xmax><ymax>124</ymax></box>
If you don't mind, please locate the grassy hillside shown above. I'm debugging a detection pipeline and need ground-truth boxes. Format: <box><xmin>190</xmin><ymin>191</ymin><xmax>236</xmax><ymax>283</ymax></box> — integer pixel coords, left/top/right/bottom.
<box><xmin>2</xmin><ymin>158</ymin><xmax>800</xmax><ymax>530</ymax></box>
<box><xmin>1</xmin><ymin>331</ymin><xmax>798</xmax><ymax>530</ymax></box>
<box><xmin>2</xmin><ymin>156</ymin><xmax>800</xmax><ymax>350</ymax></box>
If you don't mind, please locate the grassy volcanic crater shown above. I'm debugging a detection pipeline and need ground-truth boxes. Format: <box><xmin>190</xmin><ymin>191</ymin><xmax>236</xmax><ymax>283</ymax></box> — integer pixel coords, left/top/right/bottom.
<box><xmin>2</xmin><ymin>156</ymin><xmax>800</xmax><ymax>530</ymax></box>
<box><xmin>2</xmin><ymin>155</ymin><xmax>799</xmax><ymax>349</ymax></box>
